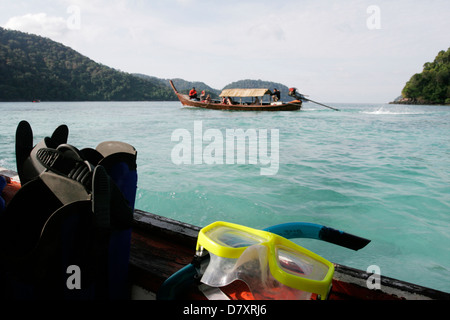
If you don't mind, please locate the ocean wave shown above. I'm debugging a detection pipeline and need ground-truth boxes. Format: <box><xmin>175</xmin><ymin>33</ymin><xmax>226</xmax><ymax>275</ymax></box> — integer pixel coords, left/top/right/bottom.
<box><xmin>361</xmin><ymin>107</ymin><xmax>425</xmax><ymax>115</ymax></box>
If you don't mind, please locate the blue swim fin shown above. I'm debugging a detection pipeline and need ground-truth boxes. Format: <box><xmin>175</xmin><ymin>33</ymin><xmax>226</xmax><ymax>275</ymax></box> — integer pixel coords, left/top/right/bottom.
<box><xmin>95</xmin><ymin>141</ymin><xmax>137</xmax><ymax>300</ymax></box>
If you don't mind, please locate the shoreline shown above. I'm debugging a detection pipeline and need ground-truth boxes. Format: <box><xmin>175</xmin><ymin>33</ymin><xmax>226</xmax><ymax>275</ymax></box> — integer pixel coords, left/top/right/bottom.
<box><xmin>389</xmin><ymin>98</ymin><xmax>450</xmax><ymax>106</ymax></box>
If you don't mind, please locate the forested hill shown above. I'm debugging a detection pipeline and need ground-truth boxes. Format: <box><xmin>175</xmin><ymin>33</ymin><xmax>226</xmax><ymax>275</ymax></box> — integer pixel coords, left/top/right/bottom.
<box><xmin>135</xmin><ymin>75</ymin><xmax>295</xmax><ymax>101</ymax></box>
<box><xmin>396</xmin><ymin>47</ymin><xmax>450</xmax><ymax>105</ymax></box>
<box><xmin>0</xmin><ymin>27</ymin><xmax>297</xmax><ymax>102</ymax></box>
<box><xmin>0</xmin><ymin>27</ymin><xmax>175</xmax><ymax>101</ymax></box>
<box><xmin>133</xmin><ymin>74</ymin><xmax>221</xmax><ymax>98</ymax></box>
<box><xmin>223</xmin><ymin>79</ymin><xmax>294</xmax><ymax>101</ymax></box>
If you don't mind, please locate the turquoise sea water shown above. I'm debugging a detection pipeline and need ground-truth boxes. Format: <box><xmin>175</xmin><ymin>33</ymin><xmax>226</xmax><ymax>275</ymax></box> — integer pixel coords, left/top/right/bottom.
<box><xmin>1</xmin><ymin>101</ymin><xmax>449</xmax><ymax>293</ymax></box>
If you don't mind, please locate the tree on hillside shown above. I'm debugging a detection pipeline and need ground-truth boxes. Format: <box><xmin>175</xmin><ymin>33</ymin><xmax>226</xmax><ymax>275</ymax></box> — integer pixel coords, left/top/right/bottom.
<box><xmin>402</xmin><ymin>48</ymin><xmax>450</xmax><ymax>105</ymax></box>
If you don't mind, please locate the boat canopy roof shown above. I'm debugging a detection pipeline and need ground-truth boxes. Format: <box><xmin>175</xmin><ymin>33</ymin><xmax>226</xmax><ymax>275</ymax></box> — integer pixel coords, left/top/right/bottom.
<box><xmin>219</xmin><ymin>88</ymin><xmax>272</xmax><ymax>97</ymax></box>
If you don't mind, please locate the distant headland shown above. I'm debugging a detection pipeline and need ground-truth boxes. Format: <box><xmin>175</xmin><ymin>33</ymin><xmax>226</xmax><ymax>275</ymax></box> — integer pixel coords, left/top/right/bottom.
<box><xmin>391</xmin><ymin>47</ymin><xmax>450</xmax><ymax>106</ymax></box>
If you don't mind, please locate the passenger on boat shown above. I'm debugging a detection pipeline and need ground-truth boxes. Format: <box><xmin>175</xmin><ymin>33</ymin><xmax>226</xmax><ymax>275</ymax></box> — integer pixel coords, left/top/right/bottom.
<box><xmin>200</xmin><ymin>90</ymin><xmax>206</xmax><ymax>101</ymax></box>
<box><xmin>272</xmin><ymin>88</ymin><xmax>281</xmax><ymax>102</ymax></box>
<box><xmin>226</xmin><ymin>97</ymin><xmax>234</xmax><ymax>105</ymax></box>
<box><xmin>205</xmin><ymin>94</ymin><xmax>212</xmax><ymax>103</ymax></box>
<box><xmin>189</xmin><ymin>87</ymin><xmax>198</xmax><ymax>100</ymax></box>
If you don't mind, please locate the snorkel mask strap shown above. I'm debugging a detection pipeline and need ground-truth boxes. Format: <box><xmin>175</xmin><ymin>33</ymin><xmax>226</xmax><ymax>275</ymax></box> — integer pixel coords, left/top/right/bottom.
<box><xmin>157</xmin><ymin>252</ymin><xmax>210</xmax><ymax>300</ymax></box>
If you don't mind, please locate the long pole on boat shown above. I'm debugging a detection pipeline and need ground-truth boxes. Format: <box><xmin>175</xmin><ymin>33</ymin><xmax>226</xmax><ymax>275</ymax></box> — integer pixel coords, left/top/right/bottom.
<box><xmin>303</xmin><ymin>98</ymin><xmax>340</xmax><ymax>111</ymax></box>
<box><xmin>290</xmin><ymin>88</ymin><xmax>340</xmax><ymax>111</ymax></box>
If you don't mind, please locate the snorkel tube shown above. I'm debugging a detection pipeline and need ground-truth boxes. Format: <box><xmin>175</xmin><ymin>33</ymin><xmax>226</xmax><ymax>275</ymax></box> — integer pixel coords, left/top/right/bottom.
<box><xmin>157</xmin><ymin>222</ymin><xmax>370</xmax><ymax>300</ymax></box>
<box><xmin>263</xmin><ymin>222</ymin><xmax>371</xmax><ymax>251</ymax></box>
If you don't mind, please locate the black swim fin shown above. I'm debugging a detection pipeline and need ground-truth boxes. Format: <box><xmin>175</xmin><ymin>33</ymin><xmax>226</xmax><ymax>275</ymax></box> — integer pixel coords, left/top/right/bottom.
<box><xmin>15</xmin><ymin>120</ymin><xmax>33</xmax><ymax>184</ymax></box>
<box><xmin>92</xmin><ymin>165</ymin><xmax>111</xmax><ymax>229</ymax></box>
<box><xmin>50</xmin><ymin>123</ymin><xmax>69</xmax><ymax>148</ymax></box>
<box><xmin>4</xmin><ymin>122</ymin><xmax>137</xmax><ymax>300</ymax></box>
<box><xmin>15</xmin><ymin>121</ymin><xmax>69</xmax><ymax>185</ymax></box>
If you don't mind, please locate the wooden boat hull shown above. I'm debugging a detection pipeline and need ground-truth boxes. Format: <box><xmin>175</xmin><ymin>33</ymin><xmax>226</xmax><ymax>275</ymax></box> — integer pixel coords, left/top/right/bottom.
<box><xmin>130</xmin><ymin>209</ymin><xmax>450</xmax><ymax>300</ymax></box>
<box><xmin>169</xmin><ymin>80</ymin><xmax>302</xmax><ymax>111</ymax></box>
<box><xmin>1</xmin><ymin>167</ymin><xmax>449</xmax><ymax>300</ymax></box>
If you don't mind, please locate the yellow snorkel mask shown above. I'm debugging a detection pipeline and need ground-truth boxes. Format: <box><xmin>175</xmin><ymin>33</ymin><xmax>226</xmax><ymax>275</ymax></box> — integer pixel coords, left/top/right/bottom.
<box><xmin>157</xmin><ymin>221</ymin><xmax>370</xmax><ymax>300</ymax></box>
<box><xmin>196</xmin><ymin>221</ymin><xmax>335</xmax><ymax>300</ymax></box>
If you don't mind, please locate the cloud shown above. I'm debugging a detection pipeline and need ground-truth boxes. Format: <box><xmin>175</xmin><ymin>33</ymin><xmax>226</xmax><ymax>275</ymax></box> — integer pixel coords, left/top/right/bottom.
<box><xmin>175</xmin><ymin>0</ymin><xmax>196</xmax><ymax>5</ymax></box>
<box><xmin>4</xmin><ymin>12</ymin><xmax>69</xmax><ymax>38</ymax></box>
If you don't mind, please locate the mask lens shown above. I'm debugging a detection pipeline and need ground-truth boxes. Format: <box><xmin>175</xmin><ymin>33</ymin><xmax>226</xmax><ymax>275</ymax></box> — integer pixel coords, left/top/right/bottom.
<box><xmin>277</xmin><ymin>246</ymin><xmax>329</xmax><ymax>281</ymax></box>
<box><xmin>205</xmin><ymin>226</ymin><xmax>267</xmax><ymax>248</ymax></box>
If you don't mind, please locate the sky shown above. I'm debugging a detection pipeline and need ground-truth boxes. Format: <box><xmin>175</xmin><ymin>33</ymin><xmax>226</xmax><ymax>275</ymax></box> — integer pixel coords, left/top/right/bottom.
<box><xmin>1</xmin><ymin>0</ymin><xmax>449</xmax><ymax>103</ymax></box>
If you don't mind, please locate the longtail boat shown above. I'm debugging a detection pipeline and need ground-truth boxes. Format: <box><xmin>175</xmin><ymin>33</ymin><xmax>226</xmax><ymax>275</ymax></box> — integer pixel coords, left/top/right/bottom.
<box><xmin>169</xmin><ymin>80</ymin><xmax>302</xmax><ymax>111</ymax></box>
<box><xmin>1</xmin><ymin>166</ymin><xmax>449</xmax><ymax>301</ymax></box>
